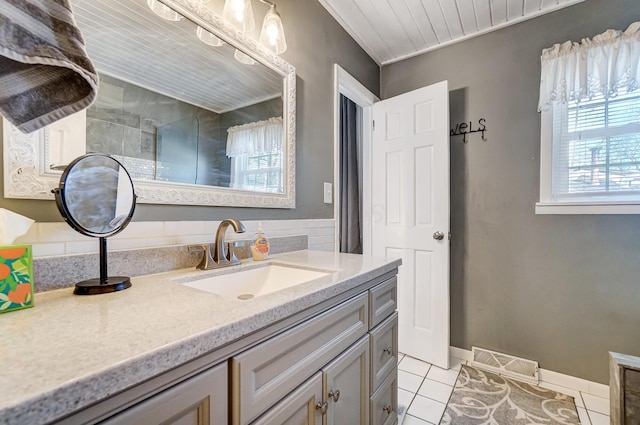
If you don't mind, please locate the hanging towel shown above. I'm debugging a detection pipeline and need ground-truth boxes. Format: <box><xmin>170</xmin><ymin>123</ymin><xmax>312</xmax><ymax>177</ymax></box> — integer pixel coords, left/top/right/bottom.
<box><xmin>0</xmin><ymin>0</ymin><xmax>98</xmax><ymax>134</ymax></box>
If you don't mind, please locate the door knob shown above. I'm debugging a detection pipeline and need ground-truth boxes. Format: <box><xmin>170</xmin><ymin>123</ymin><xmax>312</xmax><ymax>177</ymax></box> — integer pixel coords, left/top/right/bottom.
<box><xmin>433</xmin><ymin>231</ymin><xmax>445</xmax><ymax>240</ymax></box>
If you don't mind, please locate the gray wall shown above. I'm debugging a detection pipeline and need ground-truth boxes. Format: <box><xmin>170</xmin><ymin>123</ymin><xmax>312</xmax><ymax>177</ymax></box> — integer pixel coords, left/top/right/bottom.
<box><xmin>0</xmin><ymin>0</ymin><xmax>379</xmax><ymax>222</ymax></box>
<box><xmin>381</xmin><ymin>0</ymin><xmax>640</xmax><ymax>383</ymax></box>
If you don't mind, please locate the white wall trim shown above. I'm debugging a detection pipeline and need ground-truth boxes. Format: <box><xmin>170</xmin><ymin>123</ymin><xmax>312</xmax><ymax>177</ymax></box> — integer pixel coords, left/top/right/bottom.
<box><xmin>332</xmin><ymin>64</ymin><xmax>379</xmax><ymax>255</ymax></box>
<box><xmin>449</xmin><ymin>346</ymin><xmax>608</xmax><ymax>398</ymax></box>
<box><xmin>17</xmin><ymin>219</ymin><xmax>335</xmax><ymax>258</ymax></box>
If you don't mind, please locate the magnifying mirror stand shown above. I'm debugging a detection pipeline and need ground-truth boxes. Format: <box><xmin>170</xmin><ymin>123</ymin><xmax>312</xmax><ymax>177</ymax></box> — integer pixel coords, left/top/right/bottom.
<box><xmin>73</xmin><ymin>237</ymin><xmax>132</xmax><ymax>295</ymax></box>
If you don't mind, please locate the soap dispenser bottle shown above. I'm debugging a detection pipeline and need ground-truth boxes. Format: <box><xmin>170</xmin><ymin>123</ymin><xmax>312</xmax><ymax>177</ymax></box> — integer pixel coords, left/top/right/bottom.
<box><xmin>251</xmin><ymin>222</ymin><xmax>270</xmax><ymax>261</ymax></box>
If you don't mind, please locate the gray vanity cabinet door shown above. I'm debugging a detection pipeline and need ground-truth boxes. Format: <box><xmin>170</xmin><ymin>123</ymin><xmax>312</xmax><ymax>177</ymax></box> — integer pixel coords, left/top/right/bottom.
<box><xmin>370</xmin><ymin>367</ymin><xmax>398</xmax><ymax>425</ymax></box>
<box><xmin>370</xmin><ymin>312</ymin><xmax>398</xmax><ymax>394</ymax></box>
<box><xmin>323</xmin><ymin>336</ymin><xmax>370</xmax><ymax>425</ymax></box>
<box><xmin>251</xmin><ymin>372</ymin><xmax>323</xmax><ymax>425</ymax></box>
<box><xmin>101</xmin><ymin>362</ymin><xmax>227</xmax><ymax>425</ymax></box>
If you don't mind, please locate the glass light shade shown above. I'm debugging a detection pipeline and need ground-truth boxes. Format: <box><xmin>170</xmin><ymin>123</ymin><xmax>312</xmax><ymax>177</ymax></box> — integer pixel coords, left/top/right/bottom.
<box><xmin>196</xmin><ymin>26</ymin><xmax>225</xmax><ymax>47</ymax></box>
<box><xmin>234</xmin><ymin>49</ymin><xmax>256</xmax><ymax>65</ymax></box>
<box><xmin>259</xmin><ymin>5</ymin><xmax>287</xmax><ymax>54</ymax></box>
<box><xmin>222</xmin><ymin>0</ymin><xmax>255</xmax><ymax>32</ymax></box>
<box><xmin>146</xmin><ymin>0</ymin><xmax>183</xmax><ymax>21</ymax></box>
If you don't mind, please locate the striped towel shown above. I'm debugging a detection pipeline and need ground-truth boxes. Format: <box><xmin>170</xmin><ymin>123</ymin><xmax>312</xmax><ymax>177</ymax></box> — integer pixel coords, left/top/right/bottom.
<box><xmin>0</xmin><ymin>0</ymin><xmax>98</xmax><ymax>134</ymax></box>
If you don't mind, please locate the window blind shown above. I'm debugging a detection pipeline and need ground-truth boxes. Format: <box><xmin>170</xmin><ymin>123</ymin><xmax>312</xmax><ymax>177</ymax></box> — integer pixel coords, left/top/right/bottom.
<box><xmin>552</xmin><ymin>92</ymin><xmax>640</xmax><ymax>199</ymax></box>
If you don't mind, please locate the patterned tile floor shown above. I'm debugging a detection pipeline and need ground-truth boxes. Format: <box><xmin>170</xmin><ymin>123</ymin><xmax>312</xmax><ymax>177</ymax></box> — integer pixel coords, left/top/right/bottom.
<box><xmin>397</xmin><ymin>353</ymin><xmax>610</xmax><ymax>425</ymax></box>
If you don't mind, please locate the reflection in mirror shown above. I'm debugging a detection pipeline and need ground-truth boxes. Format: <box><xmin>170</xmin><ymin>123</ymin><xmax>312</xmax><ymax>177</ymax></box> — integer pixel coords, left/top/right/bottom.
<box><xmin>84</xmin><ymin>74</ymin><xmax>283</xmax><ymax>190</ymax></box>
<box><xmin>59</xmin><ymin>155</ymin><xmax>136</xmax><ymax>236</ymax></box>
<box><xmin>68</xmin><ymin>0</ymin><xmax>285</xmax><ymax>193</ymax></box>
<box><xmin>0</xmin><ymin>0</ymin><xmax>296</xmax><ymax>208</ymax></box>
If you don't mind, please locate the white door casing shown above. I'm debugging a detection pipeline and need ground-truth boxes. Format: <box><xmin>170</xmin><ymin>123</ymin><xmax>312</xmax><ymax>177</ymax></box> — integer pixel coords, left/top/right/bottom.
<box><xmin>371</xmin><ymin>81</ymin><xmax>450</xmax><ymax>368</ymax></box>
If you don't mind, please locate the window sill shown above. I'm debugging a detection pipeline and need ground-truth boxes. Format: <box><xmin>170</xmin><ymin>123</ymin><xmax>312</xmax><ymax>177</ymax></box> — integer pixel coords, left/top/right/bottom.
<box><xmin>535</xmin><ymin>201</ymin><xmax>640</xmax><ymax>215</ymax></box>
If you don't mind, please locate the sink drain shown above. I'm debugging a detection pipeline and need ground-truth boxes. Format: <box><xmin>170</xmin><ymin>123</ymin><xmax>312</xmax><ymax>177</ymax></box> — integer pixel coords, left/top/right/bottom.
<box><xmin>237</xmin><ymin>294</ymin><xmax>254</xmax><ymax>300</ymax></box>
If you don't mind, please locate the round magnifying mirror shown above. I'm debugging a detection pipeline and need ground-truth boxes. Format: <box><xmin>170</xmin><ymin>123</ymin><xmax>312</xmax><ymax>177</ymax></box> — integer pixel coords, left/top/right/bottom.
<box><xmin>54</xmin><ymin>154</ymin><xmax>136</xmax><ymax>295</ymax></box>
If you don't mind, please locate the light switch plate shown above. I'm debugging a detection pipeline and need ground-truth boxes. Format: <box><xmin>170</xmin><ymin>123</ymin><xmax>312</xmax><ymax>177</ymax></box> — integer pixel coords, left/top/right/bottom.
<box><xmin>323</xmin><ymin>182</ymin><xmax>332</xmax><ymax>204</ymax></box>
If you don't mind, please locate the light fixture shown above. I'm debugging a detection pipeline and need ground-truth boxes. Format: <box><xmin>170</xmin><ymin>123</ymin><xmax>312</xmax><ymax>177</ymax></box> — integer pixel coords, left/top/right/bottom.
<box><xmin>258</xmin><ymin>1</ymin><xmax>287</xmax><ymax>54</ymax></box>
<box><xmin>146</xmin><ymin>0</ymin><xmax>183</xmax><ymax>21</ymax></box>
<box><xmin>196</xmin><ymin>26</ymin><xmax>225</xmax><ymax>47</ymax></box>
<box><xmin>234</xmin><ymin>49</ymin><xmax>256</xmax><ymax>65</ymax></box>
<box><xmin>222</xmin><ymin>0</ymin><xmax>255</xmax><ymax>33</ymax></box>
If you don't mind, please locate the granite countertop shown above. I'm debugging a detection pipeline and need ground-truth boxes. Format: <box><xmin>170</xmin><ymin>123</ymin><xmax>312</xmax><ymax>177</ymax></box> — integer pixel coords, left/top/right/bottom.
<box><xmin>0</xmin><ymin>250</ymin><xmax>400</xmax><ymax>425</ymax></box>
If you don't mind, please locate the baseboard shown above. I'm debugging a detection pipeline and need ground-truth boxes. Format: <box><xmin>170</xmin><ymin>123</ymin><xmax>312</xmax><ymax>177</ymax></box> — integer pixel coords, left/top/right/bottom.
<box><xmin>449</xmin><ymin>346</ymin><xmax>608</xmax><ymax>397</ymax></box>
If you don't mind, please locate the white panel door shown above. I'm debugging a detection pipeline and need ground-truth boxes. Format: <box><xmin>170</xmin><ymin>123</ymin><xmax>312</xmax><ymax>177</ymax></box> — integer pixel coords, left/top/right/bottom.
<box><xmin>372</xmin><ymin>81</ymin><xmax>450</xmax><ymax>368</ymax></box>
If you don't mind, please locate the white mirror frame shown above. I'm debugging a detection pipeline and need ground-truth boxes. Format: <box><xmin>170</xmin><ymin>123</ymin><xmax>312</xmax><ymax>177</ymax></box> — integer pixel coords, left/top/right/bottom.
<box><xmin>2</xmin><ymin>0</ymin><xmax>296</xmax><ymax>208</ymax></box>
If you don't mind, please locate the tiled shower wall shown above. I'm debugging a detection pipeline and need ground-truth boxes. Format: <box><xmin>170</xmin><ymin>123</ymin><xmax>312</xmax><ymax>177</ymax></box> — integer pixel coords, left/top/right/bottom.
<box><xmin>15</xmin><ymin>219</ymin><xmax>336</xmax><ymax>258</ymax></box>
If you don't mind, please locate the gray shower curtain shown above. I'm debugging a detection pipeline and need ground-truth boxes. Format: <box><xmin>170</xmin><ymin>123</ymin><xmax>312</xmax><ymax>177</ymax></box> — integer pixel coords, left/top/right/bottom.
<box><xmin>339</xmin><ymin>95</ymin><xmax>362</xmax><ymax>254</ymax></box>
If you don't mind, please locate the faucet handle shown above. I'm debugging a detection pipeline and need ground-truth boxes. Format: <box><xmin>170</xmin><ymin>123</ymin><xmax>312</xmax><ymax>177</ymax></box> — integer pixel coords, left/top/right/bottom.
<box><xmin>188</xmin><ymin>244</ymin><xmax>207</xmax><ymax>252</ymax></box>
<box><xmin>189</xmin><ymin>244</ymin><xmax>214</xmax><ymax>270</ymax></box>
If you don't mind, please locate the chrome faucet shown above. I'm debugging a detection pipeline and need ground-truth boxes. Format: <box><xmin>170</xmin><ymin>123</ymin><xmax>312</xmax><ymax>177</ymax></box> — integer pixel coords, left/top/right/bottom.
<box><xmin>190</xmin><ymin>219</ymin><xmax>246</xmax><ymax>270</ymax></box>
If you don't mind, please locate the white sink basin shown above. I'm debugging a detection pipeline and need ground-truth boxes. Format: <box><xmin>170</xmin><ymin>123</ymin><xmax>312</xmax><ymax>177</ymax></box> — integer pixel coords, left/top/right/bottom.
<box><xmin>175</xmin><ymin>263</ymin><xmax>331</xmax><ymax>300</ymax></box>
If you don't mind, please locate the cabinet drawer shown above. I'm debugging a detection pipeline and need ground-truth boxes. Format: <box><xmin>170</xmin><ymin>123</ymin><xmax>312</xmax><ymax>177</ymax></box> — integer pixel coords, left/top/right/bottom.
<box><xmin>370</xmin><ymin>312</ymin><xmax>398</xmax><ymax>394</ymax></box>
<box><xmin>370</xmin><ymin>367</ymin><xmax>398</xmax><ymax>425</ymax></box>
<box><xmin>101</xmin><ymin>362</ymin><xmax>227</xmax><ymax>425</ymax></box>
<box><xmin>251</xmin><ymin>372</ymin><xmax>323</xmax><ymax>425</ymax></box>
<box><xmin>369</xmin><ymin>277</ymin><xmax>397</xmax><ymax>329</ymax></box>
<box><xmin>232</xmin><ymin>293</ymin><xmax>368</xmax><ymax>425</ymax></box>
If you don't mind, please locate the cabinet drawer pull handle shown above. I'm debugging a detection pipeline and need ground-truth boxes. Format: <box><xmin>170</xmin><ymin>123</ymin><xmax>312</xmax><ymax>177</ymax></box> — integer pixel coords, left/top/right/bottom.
<box><xmin>328</xmin><ymin>389</ymin><xmax>341</xmax><ymax>402</ymax></box>
<box><xmin>316</xmin><ymin>401</ymin><xmax>328</xmax><ymax>414</ymax></box>
<box><xmin>383</xmin><ymin>346</ymin><xmax>393</xmax><ymax>355</ymax></box>
<box><xmin>382</xmin><ymin>405</ymin><xmax>393</xmax><ymax>414</ymax></box>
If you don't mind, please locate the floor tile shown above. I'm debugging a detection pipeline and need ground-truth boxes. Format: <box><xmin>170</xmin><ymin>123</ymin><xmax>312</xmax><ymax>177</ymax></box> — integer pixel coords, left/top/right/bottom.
<box><xmin>407</xmin><ymin>395</ymin><xmax>446</xmax><ymax>424</ymax></box>
<box><xmin>448</xmin><ymin>356</ymin><xmax>465</xmax><ymax>371</ymax></box>
<box><xmin>398</xmin><ymin>388</ymin><xmax>416</xmax><ymax>409</ymax></box>
<box><xmin>587</xmin><ymin>411</ymin><xmax>609</xmax><ymax>425</ymax></box>
<box><xmin>399</xmin><ymin>370</ymin><xmax>424</xmax><ymax>393</ymax></box>
<box><xmin>576</xmin><ymin>407</ymin><xmax>591</xmax><ymax>425</ymax></box>
<box><xmin>537</xmin><ymin>382</ymin><xmax>584</xmax><ymax>407</ymax></box>
<box><xmin>426</xmin><ymin>365</ymin><xmax>460</xmax><ymax>386</ymax></box>
<box><xmin>398</xmin><ymin>353</ymin><xmax>405</xmax><ymax>364</ymax></box>
<box><xmin>417</xmin><ymin>378</ymin><xmax>454</xmax><ymax>404</ymax></box>
<box><xmin>582</xmin><ymin>393</ymin><xmax>609</xmax><ymax>415</ymax></box>
<box><xmin>399</xmin><ymin>356</ymin><xmax>431</xmax><ymax>377</ymax></box>
<box><xmin>403</xmin><ymin>415</ymin><xmax>432</xmax><ymax>425</ymax></box>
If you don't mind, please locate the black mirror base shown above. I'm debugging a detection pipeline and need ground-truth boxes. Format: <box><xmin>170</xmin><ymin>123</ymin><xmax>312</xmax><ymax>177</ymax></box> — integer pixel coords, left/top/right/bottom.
<box><xmin>73</xmin><ymin>277</ymin><xmax>132</xmax><ymax>295</ymax></box>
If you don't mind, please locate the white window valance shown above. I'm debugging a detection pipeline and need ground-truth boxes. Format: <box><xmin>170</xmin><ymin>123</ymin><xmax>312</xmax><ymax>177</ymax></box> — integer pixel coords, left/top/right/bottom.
<box><xmin>538</xmin><ymin>21</ymin><xmax>640</xmax><ymax>112</ymax></box>
<box><xmin>226</xmin><ymin>116</ymin><xmax>283</xmax><ymax>158</ymax></box>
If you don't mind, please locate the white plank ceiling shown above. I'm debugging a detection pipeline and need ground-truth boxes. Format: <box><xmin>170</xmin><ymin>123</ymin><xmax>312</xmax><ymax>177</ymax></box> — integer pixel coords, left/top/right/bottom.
<box><xmin>317</xmin><ymin>0</ymin><xmax>586</xmax><ymax>65</ymax></box>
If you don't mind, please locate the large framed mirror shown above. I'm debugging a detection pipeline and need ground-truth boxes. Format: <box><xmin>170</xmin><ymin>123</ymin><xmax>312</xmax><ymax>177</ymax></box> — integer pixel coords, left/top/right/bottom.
<box><xmin>2</xmin><ymin>0</ymin><xmax>296</xmax><ymax>208</ymax></box>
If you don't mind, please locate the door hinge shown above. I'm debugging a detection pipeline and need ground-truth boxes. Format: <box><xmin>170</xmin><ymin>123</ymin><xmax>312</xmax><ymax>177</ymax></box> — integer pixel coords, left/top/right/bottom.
<box><xmin>372</xmin><ymin>120</ymin><xmax>375</xmax><ymax>131</ymax></box>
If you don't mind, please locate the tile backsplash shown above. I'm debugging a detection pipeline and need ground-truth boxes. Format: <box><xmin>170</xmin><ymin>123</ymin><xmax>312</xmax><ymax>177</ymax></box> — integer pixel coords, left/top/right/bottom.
<box><xmin>19</xmin><ymin>219</ymin><xmax>335</xmax><ymax>292</ymax></box>
<box><xmin>16</xmin><ymin>219</ymin><xmax>335</xmax><ymax>258</ymax></box>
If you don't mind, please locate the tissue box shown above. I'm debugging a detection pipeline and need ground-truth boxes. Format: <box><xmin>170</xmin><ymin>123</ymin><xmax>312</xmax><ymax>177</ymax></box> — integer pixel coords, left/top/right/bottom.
<box><xmin>0</xmin><ymin>245</ymin><xmax>34</xmax><ymax>314</ymax></box>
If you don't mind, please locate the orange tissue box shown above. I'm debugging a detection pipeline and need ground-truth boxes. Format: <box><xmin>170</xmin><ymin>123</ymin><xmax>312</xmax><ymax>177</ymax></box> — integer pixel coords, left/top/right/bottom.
<box><xmin>0</xmin><ymin>245</ymin><xmax>34</xmax><ymax>313</ymax></box>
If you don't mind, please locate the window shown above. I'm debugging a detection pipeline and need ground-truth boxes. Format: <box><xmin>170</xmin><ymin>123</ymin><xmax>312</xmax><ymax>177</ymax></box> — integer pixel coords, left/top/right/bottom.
<box><xmin>536</xmin><ymin>21</ymin><xmax>640</xmax><ymax>214</ymax></box>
